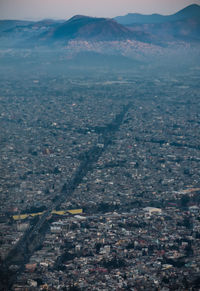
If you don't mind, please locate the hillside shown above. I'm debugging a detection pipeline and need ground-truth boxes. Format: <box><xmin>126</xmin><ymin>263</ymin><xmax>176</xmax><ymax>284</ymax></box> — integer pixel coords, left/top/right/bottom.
<box><xmin>42</xmin><ymin>15</ymin><xmax>149</xmax><ymax>42</ymax></box>
<box><xmin>114</xmin><ymin>4</ymin><xmax>200</xmax><ymax>42</ymax></box>
<box><xmin>114</xmin><ymin>4</ymin><xmax>200</xmax><ymax>25</ymax></box>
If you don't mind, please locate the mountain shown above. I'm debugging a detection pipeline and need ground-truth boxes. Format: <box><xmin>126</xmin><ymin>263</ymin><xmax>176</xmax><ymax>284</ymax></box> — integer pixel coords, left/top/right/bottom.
<box><xmin>0</xmin><ymin>19</ymin><xmax>65</xmax><ymax>48</ymax></box>
<box><xmin>144</xmin><ymin>17</ymin><xmax>200</xmax><ymax>42</ymax></box>
<box><xmin>114</xmin><ymin>4</ymin><xmax>200</xmax><ymax>25</ymax></box>
<box><xmin>115</xmin><ymin>13</ymin><xmax>166</xmax><ymax>25</ymax></box>
<box><xmin>0</xmin><ymin>4</ymin><xmax>200</xmax><ymax>50</ymax></box>
<box><xmin>41</xmin><ymin>15</ymin><xmax>149</xmax><ymax>42</ymax></box>
<box><xmin>0</xmin><ymin>20</ymin><xmax>34</xmax><ymax>33</ymax></box>
<box><xmin>170</xmin><ymin>4</ymin><xmax>200</xmax><ymax>21</ymax></box>
<box><xmin>114</xmin><ymin>4</ymin><xmax>200</xmax><ymax>42</ymax></box>
<box><xmin>0</xmin><ymin>19</ymin><xmax>63</xmax><ymax>36</ymax></box>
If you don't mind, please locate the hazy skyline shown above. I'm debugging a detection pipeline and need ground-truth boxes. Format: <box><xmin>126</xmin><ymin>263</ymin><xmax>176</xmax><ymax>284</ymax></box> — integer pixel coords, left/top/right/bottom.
<box><xmin>0</xmin><ymin>0</ymin><xmax>200</xmax><ymax>20</ymax></box>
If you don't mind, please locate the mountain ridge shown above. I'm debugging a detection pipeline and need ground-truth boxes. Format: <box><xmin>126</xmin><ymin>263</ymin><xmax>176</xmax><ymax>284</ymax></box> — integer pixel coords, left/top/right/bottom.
<box><xmin>0</xmin><ymin>4</ymin><xmax>199</xmax><ymax>48</ymax></box>
<box><xmin>114</xmin><ymin>4</ymin><xmax>200</xmax><ymax>25</ymax></box>
<box><xmin>42</xmin><ymin>15</ymin><xmax>149</xmax><ymax>42</ymax></box>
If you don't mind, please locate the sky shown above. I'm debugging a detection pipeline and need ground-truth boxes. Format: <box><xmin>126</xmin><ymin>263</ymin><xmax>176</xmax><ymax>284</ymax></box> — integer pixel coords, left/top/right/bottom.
<box><xmin>0</xmin><ymin>0</ymin><xmax>200</xmax><ymax>20</ymax></box>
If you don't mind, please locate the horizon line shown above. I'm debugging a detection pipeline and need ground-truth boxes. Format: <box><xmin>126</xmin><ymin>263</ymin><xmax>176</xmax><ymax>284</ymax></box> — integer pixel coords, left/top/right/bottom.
<box><xmin>0</xmin><ymin>3</ymin><xmax>199</xmax><ymax>22</ymax></box>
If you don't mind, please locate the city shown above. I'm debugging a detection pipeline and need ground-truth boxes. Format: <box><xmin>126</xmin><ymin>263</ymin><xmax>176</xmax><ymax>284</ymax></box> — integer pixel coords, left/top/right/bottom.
<box><xmin>0</xmin><ymin>62</ymin><xmax>200</xmax><ymax>289</ymax></box>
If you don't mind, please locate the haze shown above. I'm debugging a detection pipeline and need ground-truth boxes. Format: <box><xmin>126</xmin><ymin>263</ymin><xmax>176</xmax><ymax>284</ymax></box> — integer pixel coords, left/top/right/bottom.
<box><xmin>0</xmin><ymin>0</ymin><xmax>200</xmax><ymax>20</ymax></box>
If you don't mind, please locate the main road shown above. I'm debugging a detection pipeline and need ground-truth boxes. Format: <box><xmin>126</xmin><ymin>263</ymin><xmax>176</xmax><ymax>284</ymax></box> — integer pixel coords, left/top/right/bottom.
<box><xmin>0</xmin><ymin>103</ymin><xmax>131</xmax><ymax>290</ymax></box>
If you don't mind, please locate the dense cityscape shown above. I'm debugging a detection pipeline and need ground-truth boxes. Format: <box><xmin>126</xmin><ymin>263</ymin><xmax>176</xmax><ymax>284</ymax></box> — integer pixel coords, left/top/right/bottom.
<box><xmin>0</xmin><ymin>60</ymin><xmax>200</xmax><ymax>289</ymax></box>
<box><xmin>0</xmin><ymin>2</ymin><xmax>200</xmax><ymax>289</ymax></box>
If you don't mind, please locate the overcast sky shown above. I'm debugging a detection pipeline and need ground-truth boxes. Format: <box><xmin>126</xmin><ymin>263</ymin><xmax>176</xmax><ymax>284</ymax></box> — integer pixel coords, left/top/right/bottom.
<box><xmin>0</xmin><ymin>0</ymin><xmax>200</xmax><ymax>20</ymax></box>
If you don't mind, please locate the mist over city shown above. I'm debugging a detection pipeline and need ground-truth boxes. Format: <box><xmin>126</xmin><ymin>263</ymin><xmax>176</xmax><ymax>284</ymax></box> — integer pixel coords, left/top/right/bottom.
<box><xmin>0</xmin><ymin>1</ymin><xmax>200</xmax><ymax>290</ymax></box>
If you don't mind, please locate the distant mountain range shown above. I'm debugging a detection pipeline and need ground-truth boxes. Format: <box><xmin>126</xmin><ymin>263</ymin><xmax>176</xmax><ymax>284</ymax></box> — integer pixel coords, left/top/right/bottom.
<box><xmin>114</xmin><ymin>4</ymin><xmax>200</xmax><ymax>24</ymax></box>
<box><xmin>114</xmin><ymin>4</ymin><xmax>200</xmax><ymax>43</ymax></box>
<box><xmin>49</xmin><ymin>15</ymin><xmax>133</xmax><ymax>40</ymax></box>
<box><xmin>0</xmin><ymin>4</ymin><xmax>199</xmax><ymax>48</ymax></box>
